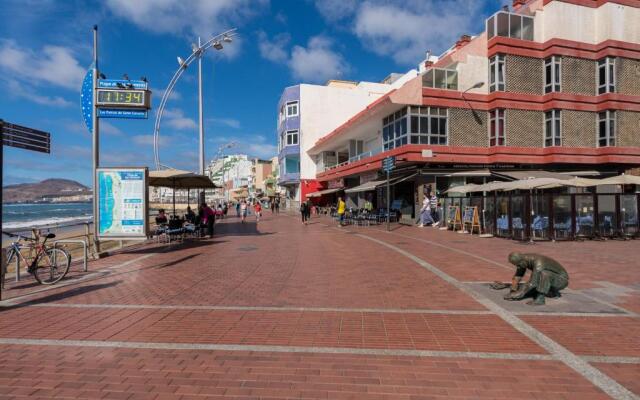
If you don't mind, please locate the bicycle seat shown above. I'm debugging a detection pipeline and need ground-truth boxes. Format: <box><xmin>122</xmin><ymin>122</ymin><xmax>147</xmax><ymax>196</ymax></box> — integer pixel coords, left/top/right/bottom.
<box><xmin>45</xmin><ymin>233</ymin><xmax>56</xmax><ymax>239</ymax></box>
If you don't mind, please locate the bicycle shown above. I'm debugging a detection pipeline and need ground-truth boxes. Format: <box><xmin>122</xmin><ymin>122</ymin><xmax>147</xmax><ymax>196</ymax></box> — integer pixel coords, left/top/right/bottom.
<box><xmin>4</xmin><ymin>232</ymin><xmax>71</xmax><ymax>285</ymax></box>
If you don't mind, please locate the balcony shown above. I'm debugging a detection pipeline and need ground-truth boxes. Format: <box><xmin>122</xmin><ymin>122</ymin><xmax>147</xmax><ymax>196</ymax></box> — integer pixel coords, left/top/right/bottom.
<box><xmin>422</xmin><ymin>68</ymin><xmax>458</xmax><ymax>91</ymax></box>
<box><xmin>278</xmin><ymin>172</ymin><xmax>300</xmax><ymax>185</ymax></box>
<box><xmin>319</xmin><ymin>146</ymin><xmax>384</xmax><ymax>173</ymax></box>
<box><xmin>487</xmin><ymin>11</ymin><xmax>534</xmax><ymax>41</ymax></box>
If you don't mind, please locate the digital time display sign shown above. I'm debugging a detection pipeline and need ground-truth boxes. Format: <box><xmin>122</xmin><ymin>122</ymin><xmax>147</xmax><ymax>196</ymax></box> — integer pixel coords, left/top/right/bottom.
<box><xmin>96</xmin><ymin>89</ymin><xmax>150</xmax><ymax>108</ymax></box>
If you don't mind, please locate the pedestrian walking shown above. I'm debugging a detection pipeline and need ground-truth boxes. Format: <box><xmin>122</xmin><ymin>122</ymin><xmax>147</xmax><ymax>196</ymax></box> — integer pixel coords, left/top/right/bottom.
<box><xmin>255</xmin><ymin>201</ymin><xmax>262</xmax><ymax>223</ymax></box>
<box><xmin>418</xmin><ymin>196</ymin><xmax>434</xmax><ymax>227</ymax></box>
<box><xmin>236</xmin><ymin>202</ymin><xmax>241</xmax><ymax>218</ymax></box>
<box><xmin>300</xmin><ymin>201</ymin><xmax>309</xmax><ymax>225</ymax></box>
<box><xmin>430</xmin><ymin>190</ymin><xmax>440</xmax><ymax>228</ymax></box>
<box><xmin>275</xmin><ymin>200</ymin><xmax>280</xmax><ymax>214</ymax></box>
<box><xmin>240</xmin><ymin>200</ymin><xmax>248</xmax><ymax>223</ymax></box>
<box><xmin>337</xmin><ymin>197</ymin><xmax>346</xmax><ymax>227</ymax></box>
<box><xmin>271</xmin><ymin>201</ymin><xmax>275</xmax><ymax>214</ymax></box>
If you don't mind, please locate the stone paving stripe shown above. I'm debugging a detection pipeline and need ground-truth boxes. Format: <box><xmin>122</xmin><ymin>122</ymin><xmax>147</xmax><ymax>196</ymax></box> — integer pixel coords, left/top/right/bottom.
<box><xmin>0</xmin><ymin>337</ymin><xmax>555</xmax><ymax>361</ymax></box>
<box><xmin>25</xmin><ymin>302</ymin><xmax>635</xmax><ymax>318</ymax></box>
<box><xmin>27</xmin><ymin>302</ymin><xmax>494</xmax><ymax>315</ymax></box>
<box><xmin>514</xmin><ymin>311</ymin><xmax>635</xmax><ymax>317</ymax></box>
<box><xmin>354</xmin><ymin>231</ymin><xmax>638</xmax><ymax>400</ymax></box>
<box><xmin>583</xmin><ymin>356</ymin><xmax>640</xmax><ymax>364</ymax></box>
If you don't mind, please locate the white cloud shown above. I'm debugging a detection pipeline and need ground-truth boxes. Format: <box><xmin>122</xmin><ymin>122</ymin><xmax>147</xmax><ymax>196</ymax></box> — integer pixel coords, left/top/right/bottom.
<box><xmin>132</xmin><ymin>134</ymin><xmax>173</xmax><ymax>146</ymax></box>
<box><xmin>152</xmin><ymin>87</ymin><xmax>182</xmax><ymax>101</ymax></box>
<box><xmin>314</xmin><ymin>0</ymin><xmax>358</xmax><ymax>22</ymax></box>
<box><xmin>257</xmin><ymin>31</ymin><xmax>290</xmax><ymax>64</ymax></box>
<box><xmin>0</xmin><ymin>40</ymin><xmax>85</xmax><ymax>90</ymax></box>
<box><xmin>353</xmin><ymin>1</ymin><xmax>484</xmax><ymax>65</ymax></box>
<box><xmin>289</xmin><ymin>36</ymin><xmax>350</xmax><ymax>83</ymax></box>
<box><xmin>208</xmin><ymin>134</ymin><xmax>277</xmax><ymax>159</ymax></box>
<box><xmin>314</xmin><ymin>0</ymin><xmax>488</xmax><ymax>66</ymax></box>
<box><xmin>4</xmin><ymin>79</ymin><xmax>73</xmax><ymax>107</ymax></box>
<box><xmin>101</xmin><ymin>121</ymin><xmax>124</xmax><ymax>137</ymax></box>
<box><xmin>162</xmin><ymin>108</ymin><xmax>197</xmax><ymax>130</ymax></box>
<box><xmin>104</xmin><ymin>0</ymin><xmax>267</xmax><ymax>59</ymax></box>
<box><xmin>209</xmin><ymin>117</ymin><xmax>241</xmax><ymax>129</ymax></box>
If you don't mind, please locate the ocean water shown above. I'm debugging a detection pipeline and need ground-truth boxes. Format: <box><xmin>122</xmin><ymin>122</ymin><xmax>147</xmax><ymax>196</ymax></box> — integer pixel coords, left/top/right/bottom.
<box><xmin>2</xmin><ymin>203</ymin><xmax>93</xmax><ymax>231</ymax></box>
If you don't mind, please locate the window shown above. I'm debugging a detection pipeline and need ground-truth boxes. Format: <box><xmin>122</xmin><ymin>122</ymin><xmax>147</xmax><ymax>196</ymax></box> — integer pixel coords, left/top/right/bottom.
<box><xmin>489</xmin><ymin>109</ymin><xmax>506</xmax><ymax>146</ymax></box>
<box><xmin>407</xmin><ymin>106</ymin><xmax>448</xmax><ymax>145</ymax></box>
<box><xmin>544</xmin><ymin>56</ymin><xmax>561</xmax><ymax>94</ymax></box>
<box><xmin>382</xmin><ymin>108</ymin><xmax>408</xmax><ymax>151</ymax></box>
<box><xmin>487</xmin><ymin>11</ymin><xmax>534</xmax><ymax>41</ymax></box>
<box><xmin>598</xmin><ymin>111</ymin><xmax>616</xmax><ymax>147</ymax></box>
<box><xmin>598</xmin><ymin>58</ymin><xmax>616</xmax><ymax>94</ymax></box>
<box><xmin>489</xmin><ymin>54</ymin><xmax>506</xmax><ymax>92</ymax></box>
<box><xmin>422</xmin><ymin>68</ymin><xmax>458</xmax><ymax>90</ymax></box>
<box><xmin>544</xmin><ymin>110</ymin><xmax>561</xmax><ymax>147</ymax></box>
<box><xmin>286</xmin><ymin>130</ymin><xmax>298</xmax><ymax>146</ymax></box>
<box><xmin>286</xmin><ymin>101</ymin><xmax>299</xmax><ymax>117</ymax></box>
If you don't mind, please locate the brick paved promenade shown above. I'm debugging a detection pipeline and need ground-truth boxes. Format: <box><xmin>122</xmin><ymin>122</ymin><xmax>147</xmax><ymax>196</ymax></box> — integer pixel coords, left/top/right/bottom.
<box><xmin>0</xmin><ymin>212</ymin><xmax>638</xmax><ymax>399</ymax></box>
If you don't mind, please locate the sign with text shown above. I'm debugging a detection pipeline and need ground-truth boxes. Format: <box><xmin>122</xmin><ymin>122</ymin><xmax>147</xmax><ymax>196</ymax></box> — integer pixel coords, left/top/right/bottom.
<box><xmin>96</xmin><ymin>167</ymin><xmax>148</xmax><ymax>239</ymax></box>
<box><xmin>382</xmin><ymin>156</ymin><xmax>395</xmax><ymax>173</ymax></box>
<box><xmin>98</xmin><ymin>108</ymin><xmax>148</xmax><ymax>119</ymax></box>
<box><xmin>1</xmin><ymin>122</ymin><xmax>50</xmax><ymax>154</ymax></box>
<box><xmin>98</xmin><ymin>79</ymin><xmax>148</xmax><ymax>90</ymax></box>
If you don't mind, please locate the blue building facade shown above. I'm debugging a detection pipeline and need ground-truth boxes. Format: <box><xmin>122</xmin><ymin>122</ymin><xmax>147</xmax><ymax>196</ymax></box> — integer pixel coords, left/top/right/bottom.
<box><xmin>277</xmin><ymin>85</ymin><xmax>301</xmax><ymax>201</ymax></box>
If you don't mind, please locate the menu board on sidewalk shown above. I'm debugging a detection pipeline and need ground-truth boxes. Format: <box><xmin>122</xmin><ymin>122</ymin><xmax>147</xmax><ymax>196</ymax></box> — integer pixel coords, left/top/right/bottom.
<box><xmin>96</xmin><ymin>167</ymin><xmax>148</xmax><ymax>239</ymax></box>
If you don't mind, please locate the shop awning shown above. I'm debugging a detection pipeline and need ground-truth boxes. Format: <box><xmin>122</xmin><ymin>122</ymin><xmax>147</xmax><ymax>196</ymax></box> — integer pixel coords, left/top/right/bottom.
<box><xmin>491</xmin><ymin>170</ymin><xmax>575</xmax><ymax>181</ymax></box>
<box><xmin>306</xmin><ymin>188</ymin><xmax>343</xmax><ymax>198</ymax></box>
<box><xmin>344</xmin><ymin>180</ymin><xmax>386</xmax><ymax>194</ymax></box>
<box><xmin>446</xmin><ymin>169</ymin><xmax>491</xmax><ymax>177</ymax></box>
<box><xmin>597</xmin><ymin>174</ymin><xmax>640</xmax><ymax>185</ymax></box>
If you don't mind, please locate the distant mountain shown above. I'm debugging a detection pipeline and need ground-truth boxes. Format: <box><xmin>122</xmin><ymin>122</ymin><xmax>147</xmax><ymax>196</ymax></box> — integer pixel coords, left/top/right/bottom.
<box><xmin>2</xmin><ymin>179</ymin><xmax>91</xmax><ymax>203</ymax></box>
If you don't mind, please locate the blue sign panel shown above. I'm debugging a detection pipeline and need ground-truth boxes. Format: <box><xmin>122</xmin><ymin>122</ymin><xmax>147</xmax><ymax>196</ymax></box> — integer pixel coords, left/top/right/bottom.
<box><xmin>98</xmin><ymin>109</ymin><xmax>148</xmax><ymax>119</ymax></box>
<box><xmin>80</xmin><ymin>67</ymin><xmax>94</xmax><ymax>134</ymax></box>
<box><xmin>382</xmin><ymin>156</ymin><xmax>395</xmax><ymax>173</ymax></box>
<box><xmin>98</xmin><ymin>79</ymin><xmax>148</xmax><ymax>90</ymax></box>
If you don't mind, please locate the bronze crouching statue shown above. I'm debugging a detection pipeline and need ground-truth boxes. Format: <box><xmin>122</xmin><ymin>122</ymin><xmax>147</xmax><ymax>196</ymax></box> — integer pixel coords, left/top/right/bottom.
<box><xmin>490</xmin><ymin>252</ymin><xmax>569</xmax><ymax>305</ymax></box>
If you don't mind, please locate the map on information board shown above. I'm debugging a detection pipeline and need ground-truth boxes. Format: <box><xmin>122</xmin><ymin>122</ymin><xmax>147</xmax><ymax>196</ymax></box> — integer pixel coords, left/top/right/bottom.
<box><xmin>97</xmin><ymin>168</ymin><xmax>148</xmax><ymax>238</ymax></box>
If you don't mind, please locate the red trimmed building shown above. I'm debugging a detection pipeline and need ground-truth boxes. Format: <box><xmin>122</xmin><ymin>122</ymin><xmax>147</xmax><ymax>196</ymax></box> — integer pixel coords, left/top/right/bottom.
<box><xmin>307</xmin><ymin>0</ymin><xmax>640</xmax><ymax>220</ymax></box>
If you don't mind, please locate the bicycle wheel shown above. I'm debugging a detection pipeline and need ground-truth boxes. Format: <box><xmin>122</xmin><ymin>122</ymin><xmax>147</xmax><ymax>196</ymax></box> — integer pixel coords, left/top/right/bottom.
<box><xmin>34</xmin><ymin>248</ymin><xmax>71</xmax><ymax>285</ymax></box>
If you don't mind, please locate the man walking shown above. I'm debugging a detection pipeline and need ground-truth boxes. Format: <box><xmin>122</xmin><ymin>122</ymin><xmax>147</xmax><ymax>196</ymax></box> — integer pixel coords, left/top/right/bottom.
<box><xmin>337</xmin><ymin>196</ymin><xmax>346</xmax><ymax>227</ymax></box>
<box><xmin>300</xmin><ymin>200</ymin><xmax>309</xmax><ymax>225</ymax></box>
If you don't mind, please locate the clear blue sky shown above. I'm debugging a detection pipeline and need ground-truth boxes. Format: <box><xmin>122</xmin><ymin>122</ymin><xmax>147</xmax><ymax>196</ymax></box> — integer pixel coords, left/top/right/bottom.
<box><xmin>0</xmin><ymin>0</ymin><xmax>506</xmax><ymax>186</ymax></box>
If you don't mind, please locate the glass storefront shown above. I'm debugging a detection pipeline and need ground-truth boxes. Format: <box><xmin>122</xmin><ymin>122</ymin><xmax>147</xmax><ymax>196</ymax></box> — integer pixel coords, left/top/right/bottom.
<box><xmin>442</xmin><ymin>192</ymin><xmax>639</xmax><ymax>241</ymax></box>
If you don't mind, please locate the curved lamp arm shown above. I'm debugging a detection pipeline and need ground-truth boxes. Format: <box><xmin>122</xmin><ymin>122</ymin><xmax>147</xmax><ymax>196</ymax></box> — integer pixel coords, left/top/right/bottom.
<box><xmin>153</xmin><ymin>28</ymin><xmax>238</xmax><ymax>170</ymax></box>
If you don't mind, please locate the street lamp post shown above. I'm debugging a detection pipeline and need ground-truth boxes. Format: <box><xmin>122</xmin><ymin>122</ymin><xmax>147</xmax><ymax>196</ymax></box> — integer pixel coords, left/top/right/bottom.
<box><xmin>153</xmin><ymin>29</ymin><xmax>237</xmax><ymax>180</ymax></box>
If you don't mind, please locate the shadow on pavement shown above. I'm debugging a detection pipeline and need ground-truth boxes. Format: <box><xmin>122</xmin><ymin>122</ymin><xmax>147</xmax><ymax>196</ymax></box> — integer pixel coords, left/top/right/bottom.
<box><xmin>1</xmin><ymin>281</ymin><xmax>123</xmax><ymax>312</ymax></box>
<box><xmin>122</xmin><ymin>239</ymin><xmax>226</xmax><ymax>254</ymax></box>
<box><xmin>214</xmin><ymin>222</ymin><xmax>275</xmax><ymax>237</ymax></box>
<box><xmin>155</xmin><ymin>254</ymin><xmax>200</xmax><ymax>269</ymax></box>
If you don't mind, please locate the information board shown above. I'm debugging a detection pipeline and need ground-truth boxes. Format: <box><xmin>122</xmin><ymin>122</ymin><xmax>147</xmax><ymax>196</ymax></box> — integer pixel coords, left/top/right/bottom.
<box><xmin>96</xmin><ymin>167</ymin><xmax>148</xmax><ymax>239</ymax></box>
